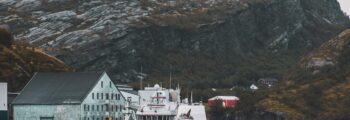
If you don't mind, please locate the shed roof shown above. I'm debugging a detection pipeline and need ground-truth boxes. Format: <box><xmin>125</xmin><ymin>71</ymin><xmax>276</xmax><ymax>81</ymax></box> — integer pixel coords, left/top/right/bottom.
<box><xmin>209</xmin><ymin>96</ymin><xmax>239</xmax><ymax>101</ymax></box>
<box><xmin>12</xmin><ymin>72</ymin><xmax>104</xmax><ymax>105</ymax></box>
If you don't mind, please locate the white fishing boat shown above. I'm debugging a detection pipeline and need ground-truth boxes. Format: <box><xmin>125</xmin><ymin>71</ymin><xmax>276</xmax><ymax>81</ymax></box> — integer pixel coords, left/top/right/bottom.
<box><xmin>122</xmin><ymin>76</ymin><xmax>206</xmax><ymax>120</ymax></box>
<box><xmin>135</xmin><ymin>84</ymin><xmax>180</xmax><ymax>120</ymax></box>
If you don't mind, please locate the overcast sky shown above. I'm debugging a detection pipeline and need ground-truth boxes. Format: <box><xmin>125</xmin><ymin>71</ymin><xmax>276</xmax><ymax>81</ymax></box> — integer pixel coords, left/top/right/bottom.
<box><xmin>338</xmin><ymin>0</ymin><xmax>350</xmax><ymax>16</ymax></box>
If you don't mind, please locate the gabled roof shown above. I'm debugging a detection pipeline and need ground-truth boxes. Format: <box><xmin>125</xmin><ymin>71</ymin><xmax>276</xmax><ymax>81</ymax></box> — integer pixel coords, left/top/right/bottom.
<box><xmin>209</xmin><ymin>96</ymin><xmax>239</xmax><ymax>101</ymax></box>
<box><xmin>12</xmin><ymin>72</ymin><xmax>104</xmax><ymax>105</ymax></box>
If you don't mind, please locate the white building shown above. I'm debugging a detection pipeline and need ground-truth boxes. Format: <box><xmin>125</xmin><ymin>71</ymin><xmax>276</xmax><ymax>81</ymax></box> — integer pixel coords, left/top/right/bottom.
<box><xmin>12</xmin><ymin>72</ymin><xmax>125</xmax><ymax>120</ymax></box>
<box><xmin>250</xmin><ymin>84</ymin><xmax>258</xmax><ymax>90</ymax></box>
<box><xmin>0</xmin><ymin>82</ymin><xmax>8</xmax><ymax>120</ymax></box>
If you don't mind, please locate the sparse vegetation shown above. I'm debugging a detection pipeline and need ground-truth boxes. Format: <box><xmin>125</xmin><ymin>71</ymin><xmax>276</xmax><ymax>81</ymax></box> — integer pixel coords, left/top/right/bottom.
<box><xmin>0</xmin><ymin>30</ymin><xmax>73</xmax><ymax>92</ymax></box>
<box><xmin>0</xmin><ymin>28</ymin><xmax>14</xmax><ymax>47</ymax></box>
<box><xmin>234</xmin><ymin>29</ymin><xmax>350</xmax><ymax>120</ymax></box>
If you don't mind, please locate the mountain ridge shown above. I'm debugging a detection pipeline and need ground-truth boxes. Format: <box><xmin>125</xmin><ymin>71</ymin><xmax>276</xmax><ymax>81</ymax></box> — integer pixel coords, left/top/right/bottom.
<box><xmin>1</xmin><ymin>0</ymin><xmax>349</xmax><ymax>90</ymax></box>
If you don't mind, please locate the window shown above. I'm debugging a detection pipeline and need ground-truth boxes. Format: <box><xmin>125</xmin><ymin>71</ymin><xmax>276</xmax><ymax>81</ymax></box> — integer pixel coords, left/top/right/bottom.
<box><xmin>97</xmin><ymin>93</ymin><xmax>99</xmax><ymax>99</ymax></box>
<box><xmin>111</xmin><ymin>105</ymin><xmax>114</xmax><ymax>111</ymax></box>
<box><xmin>115</xmin><ymin>94</ymin><xmax>118</xmax><ymax>100</ymax></box>
<box><xmin>106</xmin><ymin>93</ymin><xmax>109</xmax><ymax>100</ymax></box>
<box><xmin>101</xmin><ymin>81</ymin><xmax>103</xmax><ymax>88</ymax></box>
<box><xmin>84</xmin><ymin>104</ymin><xmax>86</xmax><ymax>111</ymax></box>
<box><xmin>115</xmin><ymin>105</ymin><xmax>118</xmax><ymax>111</ymax></box>
<box><xmin>97</xmin><ymin>105</ymin><xmax>99</xmax><ymax>111</ymax></box>
<box><xmin>92</xmin><ymin>93</ymin><xmax>94</xmax><ymax>99</ymax></box>
<box><xmin>87</xmin><ymin>105</ymin><xmax>90</xmax><ymax>111</ymax></box>
<box><xmin>92</xmin><ymin>105</ymin><xmax>94</xmax><ymax>111</ymax></box>
<box><xmin>111</xmin><ymin>94</ymin><xmax>114</xmax><ymax>100</ymax></box>
<box><xmin>117</xmin><ymin>94</ymin><xmax>120</xmax><ymax>100</ymax></box>
<box><xmin>40</xmin><ymin>117</ymin><xmax>54</xmax><ymax>120</ymax></box>
<box><xmin>110</xmin><ymin>81</ymin><xmax>112</xmax><ymax>88</ymax></box>
<box><xmin>101</xmin><ymin>93</ymin><xmax>104</xmax><ymax>99</ymax></box>
<box><xmin>101</xmin><ymin>105</ymin><xmax>104</xmax><ymax>111</ymax></box>
<box><xmin>106</xmin><ymin>104</ymin><xmax>109</xmax><ymax>111</ymax></box>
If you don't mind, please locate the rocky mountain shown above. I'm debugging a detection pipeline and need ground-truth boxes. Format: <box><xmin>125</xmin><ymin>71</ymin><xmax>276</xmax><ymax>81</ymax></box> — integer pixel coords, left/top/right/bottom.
<box><xmin>0</xmin><ymin>0</ymin><xmax>349</xmax><ymax>88</ymax></box>
<box><xmin>248</xmin><ymin>29</ymin><xmax>350</xmax><ymax>120</ymax></box>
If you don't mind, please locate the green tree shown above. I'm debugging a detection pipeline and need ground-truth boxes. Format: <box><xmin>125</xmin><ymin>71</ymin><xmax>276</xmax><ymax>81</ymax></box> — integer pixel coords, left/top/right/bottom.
<box><xmin>209</xmin><ymin>100</ymin><xmax>226</xmax><ymax>120</ymax></box>
<box><xmin>209</xmin><ymin>100</ymin><xmax>236</xmax><ymax>120</ymax></box>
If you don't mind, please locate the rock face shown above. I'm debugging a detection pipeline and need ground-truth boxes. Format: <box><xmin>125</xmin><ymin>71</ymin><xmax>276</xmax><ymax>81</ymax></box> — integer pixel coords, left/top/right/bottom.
<box><xmin>298</xmin><ymin>29</ymin><xmax>350</xmax><ymax>73</ymax></box>
<box><xmin>0</xmin><ymin>0</ymin><xmax>349</xmax><ymax>84</ymax></box>
<box><xmin>14</xmin><ymin>0</ymin><xmax>42</xmax><ymax>12</ymax></box>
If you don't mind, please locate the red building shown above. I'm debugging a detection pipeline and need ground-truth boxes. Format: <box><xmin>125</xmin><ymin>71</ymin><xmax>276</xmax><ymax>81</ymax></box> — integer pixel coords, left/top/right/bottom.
<box><xmin>208</xmin><ymin>96</ymin><xmax>239</xmax><ymax>107</ymax></box>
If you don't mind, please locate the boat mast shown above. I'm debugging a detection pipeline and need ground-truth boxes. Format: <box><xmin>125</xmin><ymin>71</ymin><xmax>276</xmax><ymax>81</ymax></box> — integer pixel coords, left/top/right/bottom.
<box><xmin>140</xmin><ymin>65</ymin><xmax>143</xmax><ymax>90</ymax></box>
<box><xmin>190</xmin><ymin>91</ymin><xmax>193</xmax><ymax>105</ymax></box>
<box><xmin>170</xmin><ymin>65</ymin><xmax>172</xmax><ymax>89</ymax></box>
<box><xmin>169</xmin><ymin>71</ymin><xmax>172</xmax><ymax>89</ymax></box>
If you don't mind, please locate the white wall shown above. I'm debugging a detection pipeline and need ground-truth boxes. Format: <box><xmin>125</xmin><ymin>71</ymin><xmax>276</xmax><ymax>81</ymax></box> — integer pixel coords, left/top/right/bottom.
<box><xmin>0</xmin><ymin>83</ymin><xmax>7</xmax><ymax>111</ymax></box>
<box><xmin>13</xmin><ymin>105</ymin><xmax>80</xmax><ymax>120</ymax></box>
<box><xmin>81</xmin><ymin>73</ymin><xmax>125</xmax><ymax>120</ymax></box>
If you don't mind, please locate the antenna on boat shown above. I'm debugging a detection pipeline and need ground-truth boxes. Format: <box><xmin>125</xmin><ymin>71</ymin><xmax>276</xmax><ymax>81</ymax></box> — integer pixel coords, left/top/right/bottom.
<box><xmin>178</xmin><ymin>83</ymin><xmax>181</xmax><ymax>103</ymax></box>
<box><xmin>169</xmin><ymin>65</ymin><xmax>172</xmax><ymax>89</ymax></box>
<box><xmin>140</xmin><ymin>65</ymin><xmax>143</xmax><ymax>90</ymax></box>
<box><xmin>169</xmin><ymin>71</ymin><xmax>172</xmax><ymax>89</ymax></box>
<box><xmin>190</xmin><ymin>91</ymin><xmax>193</xmax><ymax>105</ymax></box>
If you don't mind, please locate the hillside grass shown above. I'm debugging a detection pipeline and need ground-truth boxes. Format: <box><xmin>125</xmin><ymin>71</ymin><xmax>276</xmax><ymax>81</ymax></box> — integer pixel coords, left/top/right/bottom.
<box><xmin>0</xmin><ymin>42</ymin><xmax>72</xmax><ymax>92</ymax></box>
<box><xmin>244</xmin><ymin>29</ymin><xmax>350</xmax><ymax>120</ymax></box>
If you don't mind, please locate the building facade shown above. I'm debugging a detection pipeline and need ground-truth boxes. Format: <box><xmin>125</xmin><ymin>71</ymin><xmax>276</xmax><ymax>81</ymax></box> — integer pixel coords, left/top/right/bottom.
<box><xmin>0</xmin><ymin>82</ymin><xmax>8</xmax><ymax>120</ymax></box>
<box><xmin>82</xmin><ymin>73</ymin><xmax>125</xmax><ymax>120</ymax></box>
<box><xmin>258</xmin><ymin>78</ymin><xmax>278</xmax><ymax>86</ymax></box>
<box><xmin>12</xmin><ymin>72</ymin><xmax>125</xmax><ymax>120</ymax></box>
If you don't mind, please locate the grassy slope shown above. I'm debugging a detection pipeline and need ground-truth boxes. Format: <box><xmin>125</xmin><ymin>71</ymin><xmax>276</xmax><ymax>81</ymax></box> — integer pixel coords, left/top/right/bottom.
<box><xmin>0</xmin><ymin>43</ymin><xmax>73</xmax><ymax>92</ymax></box>
<box><xmin>255</xmin><ymin>29</ymin><xmax>350</xmax><ymax>120</ymax></box>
